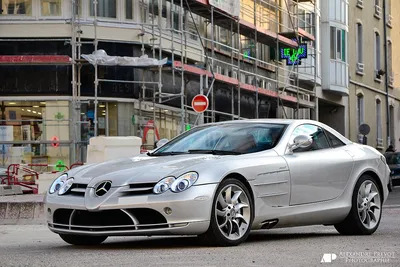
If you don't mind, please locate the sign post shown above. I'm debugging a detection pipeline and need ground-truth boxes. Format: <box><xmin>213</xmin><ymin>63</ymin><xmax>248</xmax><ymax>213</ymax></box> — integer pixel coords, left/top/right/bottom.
<box><xmin>191</xmin><ymin>94</ymin><xmax>209</xmax><ymax>113</ymax></box>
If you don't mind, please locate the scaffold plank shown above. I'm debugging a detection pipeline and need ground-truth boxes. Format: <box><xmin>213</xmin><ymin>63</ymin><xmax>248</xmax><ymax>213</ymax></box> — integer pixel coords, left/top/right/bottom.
<box><xmin>0</xmin><ymin>55</ymin><xmax>72</xmax><ymax>65</ymax></box>
<box><xmin>173</xmin><ymin>61</ymin><xmax>299</xmax><ymax>105</ymax></box>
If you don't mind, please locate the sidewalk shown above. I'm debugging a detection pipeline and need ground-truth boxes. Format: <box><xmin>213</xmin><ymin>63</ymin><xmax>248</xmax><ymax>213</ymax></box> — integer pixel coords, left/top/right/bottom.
<box><xmin>0</xmin><ymin>194</ymin><xmax>45</xmax><ymax>225</ymax></box>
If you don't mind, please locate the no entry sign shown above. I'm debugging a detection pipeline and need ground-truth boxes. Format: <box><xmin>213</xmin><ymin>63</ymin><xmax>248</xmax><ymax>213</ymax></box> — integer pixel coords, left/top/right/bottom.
<box><xmin>191</xmin><ymin>94</ymin><xmax>209</xmax><ymax>113</ymax></box>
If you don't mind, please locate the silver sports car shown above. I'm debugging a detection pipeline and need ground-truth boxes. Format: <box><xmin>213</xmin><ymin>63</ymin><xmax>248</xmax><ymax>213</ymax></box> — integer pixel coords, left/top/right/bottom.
<box><xmin>44</xmin><ymin>119</ymin><xmax>390</xmax><ymax>246</ymax></box>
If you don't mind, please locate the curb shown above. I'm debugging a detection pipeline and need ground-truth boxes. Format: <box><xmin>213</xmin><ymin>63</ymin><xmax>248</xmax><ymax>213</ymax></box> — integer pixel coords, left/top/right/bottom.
<box><xmin>0</xmin><ymin>194</ymin><xmax>46</xmax><ymax>225</ymax></box>
<box><xmin>383</xmin><ymin>204</ymin><xmax>400</xmax><ymax>209</ymax></box>
<box><xmin>0</xmin><ymin>201</ymin><xmax>46</xmax><ymax>225</ymax></box>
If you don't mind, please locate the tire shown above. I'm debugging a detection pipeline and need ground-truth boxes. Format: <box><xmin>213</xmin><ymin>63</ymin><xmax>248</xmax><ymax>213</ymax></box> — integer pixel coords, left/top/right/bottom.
<box><xmin>334</xmin><ymin>174</ymin><xmax>382</xmax><ymax>235</ymax></box>
<box><xmin>59</xmin><ymin>234</ymin><xmax>108</xmax><ymax>246</ymax></box>
<box><xmin>388</xmin><ymin>176</ymin><xmax>393</xmax><ymax>192</ymax></box>
<box><xmin>198</xmin><ymin>178</ymin><xmax>254</xmax><ymax>246</ymax></box>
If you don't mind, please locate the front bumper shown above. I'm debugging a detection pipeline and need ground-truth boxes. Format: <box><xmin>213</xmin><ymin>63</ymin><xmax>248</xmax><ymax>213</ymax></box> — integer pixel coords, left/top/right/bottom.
<box><xmin>45</xmin><ymin>183</ymin><xmax>218</xmax><ymax>236</ymax></box>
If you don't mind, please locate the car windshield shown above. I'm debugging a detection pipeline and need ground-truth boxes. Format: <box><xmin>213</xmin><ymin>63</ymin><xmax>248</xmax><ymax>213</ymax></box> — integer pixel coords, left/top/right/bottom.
<box><xmin>385</xmin><ymin>152</ymin><xmax>400</xmax><ymax>165</ymax></box>
<box><xmin>151</xmin><ymin>123</ymin><xmax>287</xmax><ymax>156</ymax></box>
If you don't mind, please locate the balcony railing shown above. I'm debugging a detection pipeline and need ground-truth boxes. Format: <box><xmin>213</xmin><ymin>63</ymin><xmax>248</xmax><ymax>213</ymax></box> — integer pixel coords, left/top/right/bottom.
<box><xmin>374</xmin><ymin>5</ymin><xmax>382</xmax><ymax>19</ymax></box>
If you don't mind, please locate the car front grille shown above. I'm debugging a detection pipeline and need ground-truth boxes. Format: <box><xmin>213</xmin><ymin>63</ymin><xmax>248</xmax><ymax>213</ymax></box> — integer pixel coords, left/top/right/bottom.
<box><xmin>120</xmin><ymin>182</ymin><xmax>156</xmax><ymax>196</ymax></box>
<box><xmin>65</xmin><ymin>183</ymin><xmax>87</xmax><ymax>196</ymax></box>
<box><xmin>51</xmin><ymin>208</ymin><xmax>168</xmax><ymax>232</ymax></box>
<box><xmin>62</xmin><ymin>182</ymin><xmax>157</xmax><ymax>197</ymax></box>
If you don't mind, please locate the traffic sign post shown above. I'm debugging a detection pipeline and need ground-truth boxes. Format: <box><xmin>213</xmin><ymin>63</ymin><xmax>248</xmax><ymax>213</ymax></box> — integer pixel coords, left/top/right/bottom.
<box><xmin>191</xmin><ymin>94</ymin><xmax>209</xmax><ymax>113</ymax></box>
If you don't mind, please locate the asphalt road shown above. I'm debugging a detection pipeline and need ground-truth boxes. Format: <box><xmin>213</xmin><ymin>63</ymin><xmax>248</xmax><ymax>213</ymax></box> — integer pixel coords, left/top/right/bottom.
<box><xmin>386</xmin><ymin>184</ymin><xmax>400</xmax><ymax>206</ymax></box>
<box><xmin>1</xmin><ymin>197</ymin><xmax>400</xmax><ymax>267</ymax></box>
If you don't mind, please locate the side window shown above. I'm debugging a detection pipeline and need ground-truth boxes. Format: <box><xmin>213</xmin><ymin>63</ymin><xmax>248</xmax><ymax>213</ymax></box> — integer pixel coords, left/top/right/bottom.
<box><xmin>325</xmin><ymin>130</ymin><xmax>345</xmax><ymax>148</ymax></box>
<box><xmin>290</xmin><ymin>124</ymin><xmax>330</xmax><ymax>152</ymax></box>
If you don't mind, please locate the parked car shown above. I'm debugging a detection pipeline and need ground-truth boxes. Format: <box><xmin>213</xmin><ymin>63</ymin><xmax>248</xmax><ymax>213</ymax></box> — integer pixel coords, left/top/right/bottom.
<box><xmin>384</xmin><ymin>152</ymin><xmax>400</xmax><ymax>192</ymax></box>
<box><xmin>44</xmin><ymin>119</ymin><xmax>390</xmax><ymax>246</ymax></box>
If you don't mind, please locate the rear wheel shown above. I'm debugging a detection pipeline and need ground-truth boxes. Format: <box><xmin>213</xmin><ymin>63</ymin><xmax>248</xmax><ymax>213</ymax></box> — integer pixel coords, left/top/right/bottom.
<box><xmin>198</xmin><ymin>178</ymin><xmax>254</xmax><ymax>246</ymax></box>
<box><xmin>59</xmin><ymin>234</ymin><xmax>108</xmax><ymax>246</ymax></box>
<box><xmin>334</xmin><ymin>174</ymin><xmax>382</xmax><ymax>235</ymax></box>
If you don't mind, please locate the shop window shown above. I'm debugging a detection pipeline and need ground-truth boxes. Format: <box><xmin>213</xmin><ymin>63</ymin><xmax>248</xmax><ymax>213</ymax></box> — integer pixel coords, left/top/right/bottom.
<box><xmin>41</xmin><ymin>0</ymin><xmax>61</xmax><ymax>16</ymax></box>
<box><xmin>90</xmin><ymin>0</ymin><xmax>117</xmax><ymax>18</ymax></box>
<box><xmin>1</xmin><ymin>0</ymin><xmax>32</xmax><ymax>15</ymax></box>
<box><xmin>0</xmin><ymin>101</ymin><xmax>70</xmax><ymax>168</ymax></box>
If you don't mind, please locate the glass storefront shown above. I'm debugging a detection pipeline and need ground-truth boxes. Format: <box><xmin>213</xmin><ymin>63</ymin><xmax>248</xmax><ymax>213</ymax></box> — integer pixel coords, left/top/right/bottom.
<box><xmin>0</xmin><ymin>99</ymin><xmax>196</xmax><ymax>168</ymax></box>
<box><xmin>0</xmin><ymin>100</ymin><xmax>70</xmax><ymax>169</ymax></box>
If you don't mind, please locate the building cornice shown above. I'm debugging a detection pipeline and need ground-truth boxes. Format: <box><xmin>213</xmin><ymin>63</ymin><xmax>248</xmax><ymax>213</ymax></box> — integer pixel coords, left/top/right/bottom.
<box><xmin>349</xmin><ymin>79</ymin><xmax>400</xmax><ymax>102</ymax></box>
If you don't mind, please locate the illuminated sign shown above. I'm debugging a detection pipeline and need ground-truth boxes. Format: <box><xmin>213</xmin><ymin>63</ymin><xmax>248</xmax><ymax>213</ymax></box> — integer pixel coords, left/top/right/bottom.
<box><xmin>280</xmin><ymin>41</ymin><xmax>308</xmax><ymax>65</ymax></box>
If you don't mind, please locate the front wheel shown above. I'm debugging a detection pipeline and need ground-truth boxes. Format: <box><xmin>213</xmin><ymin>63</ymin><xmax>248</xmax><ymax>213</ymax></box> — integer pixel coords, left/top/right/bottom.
<box><xmin>334</xmin><ymin>174</ymin><xmax>382</xmax><ymax>235</ymax></box>
<box><xmin>59</xmin><ymin>234</ymin><xmax>108</xmax><ymax>246</ymax></box>
<box><xmin>198</xmin><ymin>178</ymin><xmax>254</xmax><ymax>246</ymax></box>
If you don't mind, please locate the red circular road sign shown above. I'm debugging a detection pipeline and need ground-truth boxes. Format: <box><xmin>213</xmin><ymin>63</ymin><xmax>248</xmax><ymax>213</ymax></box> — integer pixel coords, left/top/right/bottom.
<box><xmin>51</xmin><ymin>136</ymin><xmax>59</xmax><ymax>148</ymax></box>
<box><xmin>191</xmin><ymin>94</ymin><xmax>209</xmax><ymax>113</ymax></box>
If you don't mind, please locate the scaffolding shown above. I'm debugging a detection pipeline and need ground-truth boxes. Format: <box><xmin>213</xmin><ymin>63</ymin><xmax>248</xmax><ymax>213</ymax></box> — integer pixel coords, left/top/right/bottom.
<box><xmin>0</xmin><ymin>0</ymin><xmax>318</xmax><ymax>164</ymax></box>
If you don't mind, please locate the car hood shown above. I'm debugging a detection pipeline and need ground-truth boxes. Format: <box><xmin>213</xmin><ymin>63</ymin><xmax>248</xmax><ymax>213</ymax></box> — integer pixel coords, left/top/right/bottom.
<box><xmin>68</xmin><ymin>154</ymin><xmax>226</xmax><ymax>187</ymax></box>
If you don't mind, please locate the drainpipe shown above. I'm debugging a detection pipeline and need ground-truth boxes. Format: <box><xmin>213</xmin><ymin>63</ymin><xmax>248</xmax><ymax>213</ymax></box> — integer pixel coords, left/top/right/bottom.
<box><xmin>383</xmin><ymin>0</ymin><xmax>390</xmax><ymax>146</ymax></box>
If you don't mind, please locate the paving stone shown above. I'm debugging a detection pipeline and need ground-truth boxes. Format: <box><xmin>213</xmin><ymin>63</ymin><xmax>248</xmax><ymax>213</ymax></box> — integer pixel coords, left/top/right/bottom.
<box><xmin>34</xmin><ymin>203</ymin><xmax>45</xmax><ymax>219</ymax></box>
<box><xmin>0</xmin><ymin>203</ymin><xmax>6</xmax><ymax>219</ymax></box>
<box><xmin>6</xmin><ymin>203</ymin><xmax>20</xmax><ymax>219</ymax></box>
<box><xmin>19</xmin><ymin>203</ymin><xmax>35</xmax><ymax>219</ymax></box>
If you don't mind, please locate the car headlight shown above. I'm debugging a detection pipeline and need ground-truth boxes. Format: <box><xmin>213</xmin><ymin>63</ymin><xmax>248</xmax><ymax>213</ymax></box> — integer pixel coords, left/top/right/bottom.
<box><xmin>49</xmin><ymin>173</ymin><xmax>69</xmax><ymax>194</ymax></box>
<box><xmin>153</xmin><ymin>176</ymin><xmax>175</xmax><ymax>194</ymax></box>
<box><xmin>58</xmin><ymin>178</ymin><xmax>74</xmax><ymax>195</ymax></box>
<box><xmin>170</xmin><ymin>172</ymin><xmax>198</xmax><ymax>193</ymax></box>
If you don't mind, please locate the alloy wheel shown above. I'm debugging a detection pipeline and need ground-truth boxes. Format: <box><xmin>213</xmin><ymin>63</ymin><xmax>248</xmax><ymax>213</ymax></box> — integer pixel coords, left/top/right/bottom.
<box><xmin>215</xmin><ymin>184</ymin><xmax>251</xmax><ymax>241</ymax></box>
<box><xmin>357</xmin><ymin>180</ymin><xmax>381</xmax><ymax>230</ymax></box>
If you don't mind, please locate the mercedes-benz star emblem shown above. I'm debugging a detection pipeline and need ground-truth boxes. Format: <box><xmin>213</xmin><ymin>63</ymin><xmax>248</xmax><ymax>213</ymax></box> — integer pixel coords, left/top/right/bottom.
<box><xmin>95</xmin><ymin>181</ymin><xmax>112</xmax><ymax>197</ymax></box>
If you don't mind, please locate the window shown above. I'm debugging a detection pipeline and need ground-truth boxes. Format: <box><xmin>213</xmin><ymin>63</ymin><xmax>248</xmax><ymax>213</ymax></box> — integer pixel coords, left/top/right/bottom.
<box><xmin>90</xmin><ymin>0</ymin><xmax>117</xmax><ymax>18</ymax></box>
<box><xmin>376</xmin><ymin>99</ymin><xmax>382</xmax><ymax>144</ymax></box>
<box><xmin>388</xmin><ymin>40</ymin><xmax>393</xmax><ymax>77</ymax></box>
<box><xmin>40</xmin><ymin>0</ymin><xmax>61</xmax><ymax>16</ymax></box>
<box><xmin>325</xmin><ymin>130</ymin><xmax>345</xmax><ymax>148</ymax></box>
<box><xmin>152</xmin><ymin>123</ymin><xmax>287</xmax><ymax>155</ymax></box>
<box><xmin>290</xmin><ymin>124</ymin><xmax>330</xmax><ymax>152</ymax></box>
<box><xmin>356</xmin><ymin>94</ymin><xmax>364</xmax><ymax>128</ymax></box>
<box><xmin>0</xmin><ymin>0</ymin><xmax>32</xmax><ymax>15</ymax></box>
<box><xmin>330</xmin><ymin>26</ymin><xmax>346</xmax><ymax>62</ymax></box>
<box><xmin>125</xmin><ymin>0</ymin><xmax>133</xmax><ymax>20</ymax></box>
<box><xmin>356</xmin><ymin>23</ymin><xmax>363</xmax><ymax>64</ymax></box>
<box><xmin>374</xmin><ymin>32</ymin><xmax>381</xmax><ymax>75</ymax></box>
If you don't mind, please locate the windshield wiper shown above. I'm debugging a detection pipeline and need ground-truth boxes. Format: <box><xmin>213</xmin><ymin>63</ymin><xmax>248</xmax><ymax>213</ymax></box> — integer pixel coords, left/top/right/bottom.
<box><xmin>188</xmin><ymin>149</ymin><xmax>242</xmax><ymax>155</ymax></box>
<box><xmin>147</xmin><ymin>151</ymin><xmax>189</xmax><ymax>156</ymax></box>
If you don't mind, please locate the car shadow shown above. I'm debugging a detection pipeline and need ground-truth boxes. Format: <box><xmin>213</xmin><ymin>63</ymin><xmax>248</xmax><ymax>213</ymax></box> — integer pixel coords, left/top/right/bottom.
<box><xmin>61</xmin><ymin>231</ymin><xmax>340</xmax><ymax>250</ymax></box>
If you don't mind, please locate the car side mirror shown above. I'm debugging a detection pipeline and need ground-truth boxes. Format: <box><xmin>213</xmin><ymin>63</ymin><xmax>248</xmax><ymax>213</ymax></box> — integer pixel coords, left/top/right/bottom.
<box><xmin>156</xmin><ymin>138</ymin><xmax>169</xmax><ymax>148</ymax></box>
<box><xmin>288</xmin><ymin>135</ymin><xmax>313</xmax><ymax>153</ymax></box>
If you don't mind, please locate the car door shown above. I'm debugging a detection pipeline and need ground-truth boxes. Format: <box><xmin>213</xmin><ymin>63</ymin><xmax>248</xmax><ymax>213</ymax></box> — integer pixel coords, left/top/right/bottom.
<box><xmin>282</xmin><ymin>123</ymin><xmax>354</xmax><ymax>206</ymax></box>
